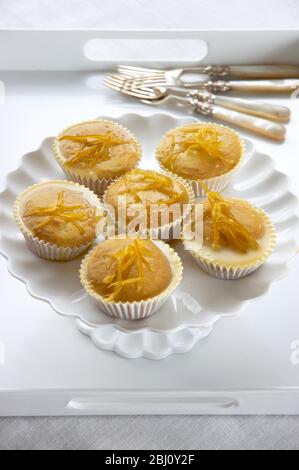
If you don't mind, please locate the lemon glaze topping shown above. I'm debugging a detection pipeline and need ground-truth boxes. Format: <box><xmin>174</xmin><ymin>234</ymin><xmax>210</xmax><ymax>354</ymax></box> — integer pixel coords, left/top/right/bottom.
<box><xmin>199</xmin><ymin>181</ymin><xmax>261</xmax><ymax>254</ymax></box>
<box><xmin>160</xmin><ymin>125</ymin><xmax>240</xmax><ymax>179</ymax></box>
<box><xmin>118</xmin><ymin>170</ymin><xmax>186</xmax><ymax>206</ymax></box>
<box><xmin>100</xmin><ymin>239</ymin><xmax>154</xmax><ymax>302</ymax></box>
<box><xmin>59</xmin><ymin>133</ymin><xmax>133</xmax><ymax>168</ymax></box>
<box><xmin>24</xmin><ymin>191</ymin><xmax>100</xmax><ymax>236</ymax></box>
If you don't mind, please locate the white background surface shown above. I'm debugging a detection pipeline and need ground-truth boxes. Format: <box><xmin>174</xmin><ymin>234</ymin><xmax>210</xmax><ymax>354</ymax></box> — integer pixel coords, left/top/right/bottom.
<box><xmin>1</xmin><ymin>0</ymin><xmax>299</xmax><ymax>451</ymax></box>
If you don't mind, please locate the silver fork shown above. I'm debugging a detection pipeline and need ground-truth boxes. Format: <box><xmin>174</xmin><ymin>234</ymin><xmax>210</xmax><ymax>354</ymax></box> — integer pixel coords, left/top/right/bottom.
<box><xmin>117</xmin><ymin>66</ymin><xmax>299</xmax><ymax>93</ymax></box>
<box><xmin>105</xmin><ymin>74</ymin><xmax>290</xmax><ymax>122</ymax></box>
<box><xmin>104</xmin><ymin>75</ymin><xmax>286</xmax><ymax>141</ymax></box>
<box><xmin>118</xmin><ymin>64</ymin><xmax>299</xmax><ymax>80</ymax></box>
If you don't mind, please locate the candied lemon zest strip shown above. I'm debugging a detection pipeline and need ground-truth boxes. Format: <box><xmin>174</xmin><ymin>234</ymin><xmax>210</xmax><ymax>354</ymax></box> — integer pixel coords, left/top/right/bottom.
<box><xmin>59</xmin><ymin>133</ymin><xmax>132</xmax><ymax>168</ymax></box>
<box><xmin>24</xmin><ymin>191</ymin><xmax>98</xmax><ymax>235</ymax></box>
<box><xmin>119</xmin><ymin>170</ymin><xmax>186</xmax><ymax>206</ymax></box>
<box><xmin>198</xmin><ymin>180</ymin><xmax>260</xmax><ymax>253</ymax></box>
<box><xmin>163</xmin><ymin>126</ymin><xmax>232</xmax><ymax>173</ymax></box>
<box><xmin>104</xmin><ymin>239</ymin><xmax>154</xmax><ymax>302</ymax></box>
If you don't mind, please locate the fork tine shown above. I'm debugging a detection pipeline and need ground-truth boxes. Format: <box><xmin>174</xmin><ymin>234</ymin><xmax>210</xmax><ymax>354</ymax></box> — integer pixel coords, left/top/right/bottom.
<box><xmin>104</xmin><ymin>81</ymin><xmax>123</xmax><ymax>93</ymax></box>
<box><xmin>104</xmin><ymin>77</ymin><xmax>123</xmax><ymax>90</ymax></box>
<box><xmin>105</xmin><ymin>73</ymin><xmax>127</xmax><ymax>84</ymax></box>
<box><xmin>104</xmin><ymin>77</ymin><xmax>125</xmax><ymax>90</ymax></box>
<box><xmin>105</xmin><ymin>75</ymin><xmax>126</xmax><ymax>87</ymax></box>
<box><xmin>105</xmin><ymin>76</ymin><xmax>156</xmax><ymax>96</ymax></box>
<box><xmin>104</xmin><ymin>77</ymin><xmax>157</xmax><ymax>100</ymax></box>
<box><xmin>118</xmin><ymin>65</ymin><xmax>165</xmax><ymax>75</ymax></box>
<box><xmin>107</xmin><ymin>73</ymin><xmax>165</xmax><ymax>85</ymax></box>
<box><xmin>117</xmin><ymin>69</ymin><xmax>164</xmax><ymax>79</ymax></box>
<box><xmin>106</xmin><ymin>73</ymin><xmax>167</xmax><ymax>89</ymax></box>
<box><xmin>124</xmin><ymin>75</ymin><xmax>166</xmax><ymax>84</ymax></box>
<box><xmin>119</xmin><ymin>77</ymin><xmax>167</xmax><ymax>88</ymax></box>
<box><xmin>126</xmin><ymin>79</ymin><xmax>167</xmax><ymax>88</ymax></box>
<box><xmin>105</xmin><ymin>81</ymin><xmax>147</xmax><ymax>99</ymax></box>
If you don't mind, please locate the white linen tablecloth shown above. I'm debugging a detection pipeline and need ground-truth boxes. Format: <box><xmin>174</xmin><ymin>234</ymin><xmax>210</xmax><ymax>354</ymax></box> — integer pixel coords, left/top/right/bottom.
<box><xmin>0</xmin><ymin>0</ymin><xmax>299</xmax><ymax>451</ymax></box>
<box><xmin>1</xmin><ymin>415</ymin><xmax>299</xmax><ymax>450</ymax></box>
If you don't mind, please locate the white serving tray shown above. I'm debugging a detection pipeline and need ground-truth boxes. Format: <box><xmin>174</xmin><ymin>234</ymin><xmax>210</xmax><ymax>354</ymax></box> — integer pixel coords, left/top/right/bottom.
<box><xmin>0</xmin><ymin>29</ymin><xmax>299</xmax><ymax>415</ymax></box>
<box><xmin>2</xmin><ymin>113</ymin><xmax>298</xmax><ymax>361</ymax></box>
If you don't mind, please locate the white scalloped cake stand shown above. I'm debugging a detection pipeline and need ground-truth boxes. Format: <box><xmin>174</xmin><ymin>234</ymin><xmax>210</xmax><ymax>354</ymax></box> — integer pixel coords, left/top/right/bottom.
<box><xmin>77</xmin><ymin>320</ymin><xmax>214</xmax><ymax>360</ymax></box>
<box><xmin>0</xmin><ymin>113</ymin><xmax>298</xmax><ymax>359</ymax></box>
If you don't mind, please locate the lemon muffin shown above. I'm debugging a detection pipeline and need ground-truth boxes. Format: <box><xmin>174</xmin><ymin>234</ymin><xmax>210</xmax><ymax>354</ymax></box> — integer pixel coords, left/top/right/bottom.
<box><xmin>80</xmin><ymin>238</ymin><xmax>183</xmax><ymax>319</ymax></box>
<box><xmin>14</xmin><ymin>180</ymin><xmax>103</xmax><ymax>261</ymax></box>
<box><xmin>53</xmin><ymin>119</ymin><xmax>141</xmax><ymax>195</ymax></box>
<box><xmin>103</xmin><ymin>169</ymin><xmax>195</xmax><ymax>240</ymax></box>
<box><xmin>156</xmin><ymin>122</ymin><xmax>245</xmax><ymax>197</ymax></box>
<box><xmin>183</xmin><ymin>190</ymin><xmax>276</xmax><ymax>279</ymax></box>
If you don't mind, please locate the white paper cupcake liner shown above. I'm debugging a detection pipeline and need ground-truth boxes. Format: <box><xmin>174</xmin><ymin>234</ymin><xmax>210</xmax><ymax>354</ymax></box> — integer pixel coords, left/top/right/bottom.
<box><xmin>13</xmin><ymin>180</ymin><xmax>103</xmax><ymax>261</ymax></box>
<box><xmin>102</xmin><ymin>172</ymin><xmax>195</xmax><ymax>242</ymax></box>
<box><xmin>183</xmin><ymin>209</ymin><xmax>276</xmax><ymax>280</ymax></box>
<box><xmin>52</xmin><ymin>119</ymin><xmax>142</xmax><ymax>195</ymax></box>
<box><xmin>156</xmin><ymin>122</ymin><xmax>246</xmax><ymax>198</ymax></box>
<box><xmin>22</xmin><ymin>234</ymin><xmax>93</xmax><ymax>261</ymax></box>
<box><xmin>188</xmin><ymin>170</ymin><xmax>236</xmax><ymax>198</ymax></box>
<box><xmin>191</xmin><ymin>256</ymin><xmax>266</xmax><ymax>279</ymax></box>
<box><xmin>54</xmin><ymin>165</ymin><xmax>115</xmax><ymax>197</ymax></box>
<box><xmin>80</xmin><ymin>239</ymin><xmax>183</xmax><ymax>320</ymax></box>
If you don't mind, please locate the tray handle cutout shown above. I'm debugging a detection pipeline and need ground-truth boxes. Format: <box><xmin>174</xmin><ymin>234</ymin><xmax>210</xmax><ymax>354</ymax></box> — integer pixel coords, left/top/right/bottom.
<box><xmin>84</xmin><ymin>37</ymin><xmax>208</xmax><ymax>64</ymax></box>
<box><xmin>67</xmin><ymin>395</ymin><xmax>239</xmax><ymax>413</ymax></box>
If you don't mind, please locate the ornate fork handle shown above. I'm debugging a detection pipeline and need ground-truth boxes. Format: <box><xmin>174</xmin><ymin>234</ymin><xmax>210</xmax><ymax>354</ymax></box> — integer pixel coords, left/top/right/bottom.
<box><xmin>174</xmin><ymin>65</ymin><xmax>299</xmax><ymax>84</ymax></box>
<box><xmin>184</xmin><ymin>89</ymin><xmax>290</xmax><ymax>122</ymax></box>
<box><xmin>170</xmin><ymin>95</ymin><xmax>285</xmax><ymax>140</ymax></box>
<box><xmin>186</xmin><ymin>90</ymin><xmax>216</xmax><ymax>103</ymax></box>
<box><xmin>180</xmin><ymin>65</ymin><xmax>230</xmax><ymax>77</ymax></box>
<box><xmin>178</xmin><ymin>78</ymin><xmax>299</xmax><ymax>92</ymax></box>
<box><xmin>180</xmin><ymin>80</ymin><xmax>231</xmax><ymax>91</ymax></box>
<box><xmin>188</xmin><ymin>97</ymin><xmax>214</xmax><ymax>115</ymax></box>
